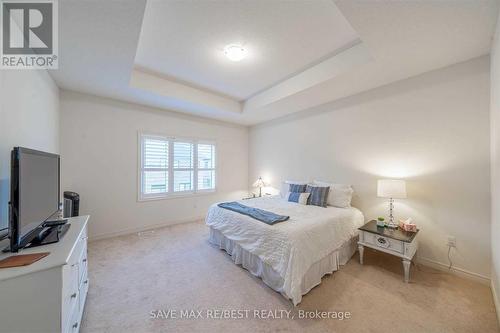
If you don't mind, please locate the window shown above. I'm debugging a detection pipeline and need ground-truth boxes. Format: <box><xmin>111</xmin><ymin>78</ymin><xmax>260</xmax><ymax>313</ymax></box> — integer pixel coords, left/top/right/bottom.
<box><xmin>139</xmin><ymin>134</ymin><xmax>216</xmax><ymax>200</ymax></box>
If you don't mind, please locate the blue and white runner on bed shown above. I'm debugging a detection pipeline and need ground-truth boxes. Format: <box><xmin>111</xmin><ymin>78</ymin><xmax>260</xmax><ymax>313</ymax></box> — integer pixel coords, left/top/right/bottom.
<box><xmin>217</xmin><ymin>201</ymin><xmax>289</xmax><ymax>225</ymax></box>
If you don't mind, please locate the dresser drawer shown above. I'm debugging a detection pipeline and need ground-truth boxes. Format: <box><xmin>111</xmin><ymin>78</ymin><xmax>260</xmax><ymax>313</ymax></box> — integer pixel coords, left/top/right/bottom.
<box><xmin>62</xmin><ymin>282</ymin><xmax>79</xmax><ymax>333</ymax></box>
<box><xmin>62</xmin><ymin>260</ymin><xmax>79</xmax><ymax>295</ymax></box>
<box><xmin>79</xmin><ymin>275</ymin><xmax>89</xmax><ymax>313</ymax></box>
<box><xmin>69</xmin><ymin>226</ymin><xmax>87</xmax><ymax>267</ymax></box>
<box><xmin>363</xmin><ymin>232</ymin><xmax>404</xmax><ymax>254</ymax></box>
<box><xmin>62</xmin><ymin>249</ymin><xmax>81</xmax><ymax>315</ymax></box>
<box><xmin>65</xmin><ymin>298</ymin><xmax>81</xmax><ymax>333</ymax></box>
<box><xmin>78</xmin><ymin>243</ymin><xmax>88</xmax><ymax>285</ymax></box>
<box><xmin>62</xmin><ymin>261</ymin><xmax>79</xmax><ymax>328</ymax></box>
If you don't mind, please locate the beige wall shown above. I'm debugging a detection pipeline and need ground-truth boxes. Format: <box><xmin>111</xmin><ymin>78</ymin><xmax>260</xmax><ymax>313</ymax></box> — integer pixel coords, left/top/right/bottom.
<box><xmin>59</xmin><ymin>91</ymin><xmax>249</xmax><ymax>239</ymax></box>
<box><xmin>249</xmin><ymin>57</ymin><xmax>491</xmax><ymax>279</ymax></box>
<box><xmin>490</xmin><ymin>8</ymin><xmax>500</xmax><ymax>317</ymax></box>
<box><xmin>0</xmin><ymin>70</ymin><xmax>60</xmax><ymax>230</ymax></box>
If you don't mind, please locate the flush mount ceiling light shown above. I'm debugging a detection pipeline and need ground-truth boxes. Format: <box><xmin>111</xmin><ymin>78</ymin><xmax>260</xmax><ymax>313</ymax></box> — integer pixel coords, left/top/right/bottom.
<box><xmin>224</xmin><ymin>44</ymin><xmax>247</xmax><ymax>62</ymax></box>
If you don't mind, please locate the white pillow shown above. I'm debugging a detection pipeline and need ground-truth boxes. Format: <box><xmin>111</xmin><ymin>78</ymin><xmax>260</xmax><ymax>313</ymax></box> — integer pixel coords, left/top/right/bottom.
<box><xmin>280</xmin><ymin>180</ymin><xmax>309</xmax><ymax>198</ymax></box>
<box><xmin>286</xmin><ymin>192</ymin><xmax>310</xmax><ymax>205</ymax></box>
<box><xmin>313</xmin><ymin>180</ymin><xmax>354</xmax><ymax>208</ymax></box>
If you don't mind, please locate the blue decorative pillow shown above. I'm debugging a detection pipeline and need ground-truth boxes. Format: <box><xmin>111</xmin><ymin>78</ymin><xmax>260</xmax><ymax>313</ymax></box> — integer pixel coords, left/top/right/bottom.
<box><xmin>306</xmin><ymin>185</ymin><xmax>330</xmax><ymax>207</ymax></box>
<box><xmin>289</xmin><ymin>184</ymin><xmax>306</xmax><ymax>193</ymax></box>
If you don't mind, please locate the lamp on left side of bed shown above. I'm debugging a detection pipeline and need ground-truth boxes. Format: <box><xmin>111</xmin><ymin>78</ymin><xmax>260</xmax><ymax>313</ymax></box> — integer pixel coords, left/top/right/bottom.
<box><xmin>253</xmin><ymin>177</ymin><xmax>267</xmax><ymax>197</ymax></box>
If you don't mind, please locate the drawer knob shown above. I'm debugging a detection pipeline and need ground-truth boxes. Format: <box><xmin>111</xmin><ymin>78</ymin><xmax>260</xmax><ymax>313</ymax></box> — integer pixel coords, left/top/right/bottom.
<box><xmin>376</xmin><ymin>237</ymin><xmax>390</xmax><ymax>248</ymax></box>
<box><xmin>84</xmin><ymin>279</ymin><xmax>88</xmax><ymax>284</ymax></box>
<box><xmin>82</xmin><ymin>258</ymin><xmax>87</xmax><ymax>263</ymax></box>
<box><xmin>73</xmin><ymin>322</ymin><xmax>78</xmax><ymax>329</ymax></box>
<box><xmin>71</xmin><ymin>293</ymin><xmax>77</xmax><ymax>299</ymax></box>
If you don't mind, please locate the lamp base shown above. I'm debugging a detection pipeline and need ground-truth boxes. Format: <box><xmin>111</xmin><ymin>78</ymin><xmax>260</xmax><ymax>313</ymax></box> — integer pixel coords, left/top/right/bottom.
<box><xmin>386</xmin><ymin>222</ymin><xmax>398</xmax><ymax>229</ymax></box>
<box><xmin>386</xmin><ymin>197</ymin><xmax>398</xmax><ymax>228</ymax></box>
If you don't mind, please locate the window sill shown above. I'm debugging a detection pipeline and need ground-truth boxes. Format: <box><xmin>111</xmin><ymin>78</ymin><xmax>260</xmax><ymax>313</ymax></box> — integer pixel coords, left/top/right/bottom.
<box><xmin>138</xmin><ymin>189</ymin><xmax>217</xmax><ymax>202</ymax></box>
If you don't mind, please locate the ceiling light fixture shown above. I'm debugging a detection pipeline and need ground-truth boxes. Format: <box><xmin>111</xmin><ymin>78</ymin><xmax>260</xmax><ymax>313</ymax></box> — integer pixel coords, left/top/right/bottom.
<box><xmin>224</xmin><ymin>44</ymin><xmax>247</xmax><ymax>62</ymax></box>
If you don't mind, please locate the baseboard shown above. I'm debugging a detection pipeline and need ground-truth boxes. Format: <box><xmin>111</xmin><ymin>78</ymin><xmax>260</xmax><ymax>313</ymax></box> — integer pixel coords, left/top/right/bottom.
<box><xmin>89</xmin><ymin>216</ymin><xmax>206</xmax><ymax>241</ymax></box>
<box><xmin>416</xmin><ymin>256</ymin><xmax>490</xmax><ymax>285</ymax></box>
<box><xmin>491</xmin><ymin>279</ymin><xmax>500</xmax><ymax>325</ymax></box>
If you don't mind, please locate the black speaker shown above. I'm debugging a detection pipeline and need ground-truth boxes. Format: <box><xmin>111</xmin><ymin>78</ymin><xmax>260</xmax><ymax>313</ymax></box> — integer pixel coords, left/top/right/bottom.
<box><xmin>64</xmin><ymin>191</ymin><xmax>80</xmax><ymax>217</ymax></box>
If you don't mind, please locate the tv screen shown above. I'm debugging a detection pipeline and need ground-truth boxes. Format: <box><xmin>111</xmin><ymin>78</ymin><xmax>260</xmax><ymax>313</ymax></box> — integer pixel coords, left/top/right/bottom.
<box><xmin>10</xmin><ymin>147</ymin><xmax>60</xmax><ymax>251</ymax></box>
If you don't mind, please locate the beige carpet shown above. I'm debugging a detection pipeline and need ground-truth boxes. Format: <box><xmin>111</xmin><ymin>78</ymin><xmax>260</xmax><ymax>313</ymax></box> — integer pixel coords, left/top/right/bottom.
<box><xmin>82</xmin><ymin>220</ymin><xmax>499</xmax><ymax>333</ymax></box>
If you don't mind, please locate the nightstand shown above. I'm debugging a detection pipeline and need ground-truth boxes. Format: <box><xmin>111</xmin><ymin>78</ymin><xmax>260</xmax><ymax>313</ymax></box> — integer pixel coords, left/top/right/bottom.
<box><xmin>358</xmin><ymin>220</ymin><xmax>419</xmax><ymax>282</ymax></box>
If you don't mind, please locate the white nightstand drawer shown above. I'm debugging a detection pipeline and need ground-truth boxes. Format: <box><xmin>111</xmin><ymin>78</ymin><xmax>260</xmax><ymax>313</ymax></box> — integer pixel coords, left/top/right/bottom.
<box><xmin>364</xmin><ymin>232</ymin><xmax>404</xmax><ymax>254</ymax></box>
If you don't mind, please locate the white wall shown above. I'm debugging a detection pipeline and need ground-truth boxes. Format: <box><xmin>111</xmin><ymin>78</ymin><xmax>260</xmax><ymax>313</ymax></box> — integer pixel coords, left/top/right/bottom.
<box><xmin>490</xmin><ymin>8</ymin><xmax>500</xmax><ymax>318</ymax></box>
<box><xmin>59</xmin><ymin>91</ymin><xmax>248</xmax><ymax>239</ymax></box>
<box><xmin>250</xmin><ymin>57</ymin><xmax>491</xmax><ymax>279</ymax></box>
<box><xmin>0</xmin><ymin>70</ymin><xmax>60</xmax><ymax>230</ymax></box>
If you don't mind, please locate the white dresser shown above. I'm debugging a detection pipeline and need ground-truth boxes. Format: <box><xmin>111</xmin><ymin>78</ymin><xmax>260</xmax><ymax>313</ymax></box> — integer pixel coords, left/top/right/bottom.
<box><xmin>0</xmin><ymin>215</ymin><xmax>89</xmax><ymax>333</ymax></box>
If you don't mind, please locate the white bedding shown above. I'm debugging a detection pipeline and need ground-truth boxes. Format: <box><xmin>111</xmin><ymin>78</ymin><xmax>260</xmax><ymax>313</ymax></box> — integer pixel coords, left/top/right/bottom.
<box><xmin>205</xmin><ymin>196</ymin><xmax>364</xmax><ymax>304</ymax></box>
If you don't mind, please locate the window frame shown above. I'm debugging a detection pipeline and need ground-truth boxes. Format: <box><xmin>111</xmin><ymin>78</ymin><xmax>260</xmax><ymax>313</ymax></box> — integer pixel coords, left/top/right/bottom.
<box><xmin>138</xmin><ymin>132</ymin><xmax>217</xmax><ymax>201</ymax></box>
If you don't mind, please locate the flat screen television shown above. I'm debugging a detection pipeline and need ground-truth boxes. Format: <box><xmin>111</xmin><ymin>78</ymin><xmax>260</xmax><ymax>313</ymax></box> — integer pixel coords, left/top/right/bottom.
<box><xmin>9</xmin><ymin>147</ymin><xmax>60</xmax><ymax>252</ymax></box>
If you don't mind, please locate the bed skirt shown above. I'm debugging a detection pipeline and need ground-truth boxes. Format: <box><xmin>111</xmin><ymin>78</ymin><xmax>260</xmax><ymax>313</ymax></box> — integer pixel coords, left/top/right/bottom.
<box><xmin>208</xmin><ymin>227</ymin><xmax>358</xmax><ymax>305</ymax></box>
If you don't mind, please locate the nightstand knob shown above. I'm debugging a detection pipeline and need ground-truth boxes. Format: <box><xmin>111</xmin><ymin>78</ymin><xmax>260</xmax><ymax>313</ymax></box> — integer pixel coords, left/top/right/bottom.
<box><xmin>376</xmin><ymin>237</ymin><xmax>390</xmax><ymax>248</ymax></box>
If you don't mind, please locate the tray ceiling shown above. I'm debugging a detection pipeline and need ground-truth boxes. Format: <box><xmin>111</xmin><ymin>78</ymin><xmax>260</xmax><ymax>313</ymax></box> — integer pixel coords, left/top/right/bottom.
<box><xmin>49</xmin><ymin>0</ymin><xmax>499</xmax><ymax>125</ymax></box>
<box><xmin>134</xmin><ymin>0</ymin><xmax>360</xmax><ymax>101</ymax></box>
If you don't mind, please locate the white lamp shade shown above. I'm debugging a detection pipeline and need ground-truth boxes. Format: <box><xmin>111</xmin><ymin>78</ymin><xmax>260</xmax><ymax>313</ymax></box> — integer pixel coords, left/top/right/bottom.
<box><xmin>253</xmin><ymin>177</ymin><xmax>266</xmax><ymax>188</ymax></box>
<box><xmin>377</xmin><ymin>179</ymin><xmax>407</xmax><ymax>199</ymax></box>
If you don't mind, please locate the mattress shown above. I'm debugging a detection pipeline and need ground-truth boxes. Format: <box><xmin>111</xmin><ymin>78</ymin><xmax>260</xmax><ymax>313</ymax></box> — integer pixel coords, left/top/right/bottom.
<box><xmin>205</xmin><ymin>196</ymin><xmax>364</xmax><ymax>305</ymax></box>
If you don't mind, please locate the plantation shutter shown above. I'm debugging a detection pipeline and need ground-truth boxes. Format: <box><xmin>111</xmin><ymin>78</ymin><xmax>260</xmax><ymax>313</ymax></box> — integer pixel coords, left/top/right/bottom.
<box><xmin>141</xmin><ymin>136</ymin><xmax>168</xmax><ymax>195</ymax></box>
<box><xmin>173</xmin><ymin>141</ymin><xmax>194</xmax><ymax>192</ymax></box>
<box><xmin>197</xmin><ymin>143</ymin><xmax>216</xmax><ymax>190</ymax></box>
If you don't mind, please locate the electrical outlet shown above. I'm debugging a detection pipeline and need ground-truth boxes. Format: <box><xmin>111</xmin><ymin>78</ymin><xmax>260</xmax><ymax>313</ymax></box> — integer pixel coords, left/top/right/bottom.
<box><xmin>447</xmin><ymin>236</ymin><xmax>456</xmax><ymax>248</ymax></box>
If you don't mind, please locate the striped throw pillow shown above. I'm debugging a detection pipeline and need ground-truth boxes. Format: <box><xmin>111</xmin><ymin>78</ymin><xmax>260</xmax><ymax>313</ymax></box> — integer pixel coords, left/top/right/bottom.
<box><xmin>306</xmin><ymin>185</ymin><xmax>330</xmax><ymax>207</ymax></box>
<box><xmin>288</xmin><ymin>183</ymin><xmax>307</xmax><ymax>193</ymax></box>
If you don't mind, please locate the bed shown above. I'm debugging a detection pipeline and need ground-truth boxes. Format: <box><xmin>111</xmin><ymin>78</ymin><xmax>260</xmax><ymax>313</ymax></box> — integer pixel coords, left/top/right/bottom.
<box><xmin>205</xmin><ymin>195</ymin><xmax>364</xmax><ymax>305</ymax></box>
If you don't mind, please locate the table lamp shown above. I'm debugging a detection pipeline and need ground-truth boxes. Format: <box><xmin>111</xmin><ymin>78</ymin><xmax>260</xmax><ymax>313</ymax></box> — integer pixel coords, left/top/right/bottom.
<box><xmin>253</xmin><ymin>177</ymin><xmax>266</xmax><ymax>197</ymax></box>
<box><xmin>377</xmin><ymin>179</ymin><xmax>407</xmax><ymax>228</ymax></box>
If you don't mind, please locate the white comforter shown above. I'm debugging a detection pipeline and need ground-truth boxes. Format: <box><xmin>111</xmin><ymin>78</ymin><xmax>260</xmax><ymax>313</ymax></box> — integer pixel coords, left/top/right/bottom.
<box><xmin>205</xmin><ymin>196</ymin><xmax>364</xmax><ymax>304</ymax></box>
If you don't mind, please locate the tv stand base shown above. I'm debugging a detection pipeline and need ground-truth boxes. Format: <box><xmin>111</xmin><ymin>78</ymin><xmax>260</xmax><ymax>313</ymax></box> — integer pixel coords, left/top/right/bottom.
<box><xmin>2</xmin><ymin>224</ymin><xmax>70</xmax><ymax>253</ymax></box>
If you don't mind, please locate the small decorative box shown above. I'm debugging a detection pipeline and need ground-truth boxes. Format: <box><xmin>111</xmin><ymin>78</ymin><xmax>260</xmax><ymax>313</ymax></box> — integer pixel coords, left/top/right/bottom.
<box><xmin>399</xmin><ymin>218</ymin><xmax>417</xmax><ymax>232</ymax></box>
